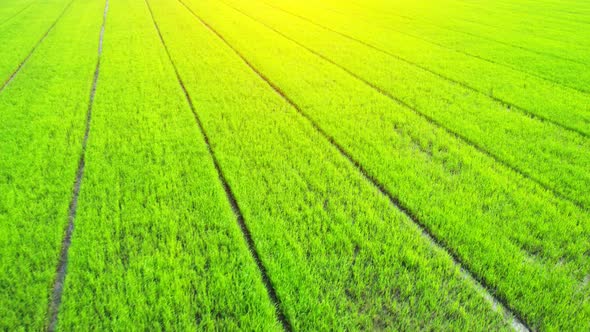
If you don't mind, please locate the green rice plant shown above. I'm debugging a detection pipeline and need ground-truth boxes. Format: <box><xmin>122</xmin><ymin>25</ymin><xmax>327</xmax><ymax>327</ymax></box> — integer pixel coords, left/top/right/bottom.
<box><xmin>56</xmin><ymin>0</ymin><xmax>279</xmax><ymax>329</ymax></box>
<box><xmin>0</xmin><ymin>0</ymin><xmax>105</xmax><ymax>328</ymax></box>
<box><xmin>142</xmin><ymin>0</ymin><xmax>519</xmax><ymax>329</ymax></box>
<box><xmin>0</xmin><ymin>0</ymin><xmax>35</xmax><ymax>29</ymax></box>
<box><xmin>0</xmin><ymin>0</ymin><xmax>72</xmax><ymax>85</ymax></box>
<box><xmin>179</xmin><ymin>0</ymin><xmax>590</xmax><ymax>329</ymax></box>
<box><xmin>1</xmin><ymin>0</ymin><xmax>587</xmax><ymax>330</ymax></box>
<box><xmin>318</xmin><ymin>0</ymin><xmax>590</xmax><ymax>84</ymax></box>
<box><xmin>259</xmin><ymin>0</ymin><xmax>590</xmax><ymax>136</ymax></box>
<box><xmin>220</xmin><ymin>0</ymin><xmax>590</xmax><ymax>210</ymax></box>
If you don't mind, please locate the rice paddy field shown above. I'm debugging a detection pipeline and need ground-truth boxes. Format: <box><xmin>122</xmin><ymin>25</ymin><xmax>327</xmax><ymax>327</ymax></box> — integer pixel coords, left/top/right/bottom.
<box><xmin>0</xmin><ymin>0</ymin><xmax>589</xmax><ymax>330</ymax></box>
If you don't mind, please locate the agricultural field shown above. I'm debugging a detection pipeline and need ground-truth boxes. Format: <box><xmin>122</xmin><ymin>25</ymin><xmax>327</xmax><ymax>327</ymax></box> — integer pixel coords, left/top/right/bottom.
<box><xmin>0</xmin><ymin>0</ymin><xmax>588</xmax><ymax>330</ymax></box>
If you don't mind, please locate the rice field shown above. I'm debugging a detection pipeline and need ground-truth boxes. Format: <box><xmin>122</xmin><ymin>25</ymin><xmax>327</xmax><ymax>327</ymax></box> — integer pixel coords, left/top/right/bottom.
<box><xmin>0</xmin><ymin>0</ymin><xmax>588</xmax><ymax>330</ymax></box>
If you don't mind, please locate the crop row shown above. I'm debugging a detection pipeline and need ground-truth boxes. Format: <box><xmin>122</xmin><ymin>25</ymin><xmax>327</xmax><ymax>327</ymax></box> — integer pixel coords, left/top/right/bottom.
<box><xmin>218</xmin><ymin>0</ymin><xmax>590</xmax><ymax>209</ymax></box>
<box><xmin>0</xmin><ymin>0</ymin><xmax>73</xmax><ymax>87</ymax></box>
<box><xmin>0</xmin><ymin>0</ymin><xmax>34</xmax><ymax>28</ymax></box>
<box><xmin>260</xmin><ymin>0</ymin><xmax>590</xmax><ymax>137</ymax></box>
<box><xmin>53</xmin><ymin>0</ymin><xmax>284</xmax><ymax>329</ymax></box>
<box><xmin>1</xmin><ymin>0</ymin><xmax>588</xmax><ymax>329</ymax></box>
<box><xmin>334</xmin><ymin>0</ymin><xmax>590</xmax><ymax>64</ymax></box>
<box><xmin>181</xmin><ymin>0</ymin><xmax>590</xmax><ymax>329</ymax></box>
<box><xmin>123</xmin><ymin>0</ymin><xmax>516</xmax><ymax>329</ymax></box>
<box><xmin>374</xmin><ymin>0</ymin><xmax>590</xmax><ymax>46</ymax></box>
<box><xmin>453</xmin><ymin>0</ymin><xmax>590</xmax><ymax>31</ymax></box>
<box><xmin>0</xmin><ymin>0</ymin><xmax>514</xmax><ymax>328</ymax></box>
<box><xmin>0</xmin><ymin>0</ymin><xmax>105</xmax><ymax>328</ymax></box>
<box><xmin>316</xmin><ymin>0</ymin><xmax>590</xmax><ymax>92</ymax></box>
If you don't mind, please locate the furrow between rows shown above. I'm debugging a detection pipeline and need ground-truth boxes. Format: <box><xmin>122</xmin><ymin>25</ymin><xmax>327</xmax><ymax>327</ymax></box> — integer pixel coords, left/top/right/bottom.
<box><xmin>0</xmin><ymin>1</ymin><xmax>34</xmax><ymax>28</ymax></box>
<box><xmin>46</xmin><ymin>0</ymin><xmax>108</xmax><ymax>330</ymax></box>
<box><xmin>0</xmin><ymin>0</ymin><xmax>75</xmax><ymax>93</ymax></box>
<box><xmin>261</xmin><ymin>0</ymin><xmax>590</xmax><ymax>135</ymax></box>
<box><xmin>177</xmin><ymin>1</ymin><xmax>531</xmax><ymax>330</ymax></box>
<box><xmin>221</xmin><ymin>0</ymin><xmax>586</xmax><ymax>211</ymax></box>
<box><xmin>144</xmin><ymin>0</ymin><xmax>290</xmax><ymax>329</ymax></box>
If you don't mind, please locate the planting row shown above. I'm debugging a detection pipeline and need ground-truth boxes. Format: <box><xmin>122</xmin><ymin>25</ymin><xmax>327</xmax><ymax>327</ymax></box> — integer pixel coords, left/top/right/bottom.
<box><xmin>182</xmin><ymin>0</ymin><xmax>590</xmax><ymax>329</ymax></box>
<box><xmin>0</xmin><ymin>0</ymin><xmax>105</xmax><ymax>328</ymax></box>
<box><xmin>334</xmin><ymin>0</ymin><xmax>590</xmax><ymax>64</ymax></box>
<box><xmin>220</xmin><ymin>0</ymin><xmax>590</xmax><ymax>209</ymax></box>
<box><xmin>0</xmin><ymin>0</ymin><xmax>72</xmax><ymax>86</ymax></box>
<box><xmin>85</xmin><ymin>0</ymin><xmax>513</xmax><ymax>329</ymax></box>
<box><xmin>316</xmin><ymin>0</ymin><xmax>590</xmax><ymax>91</ymax></box>
<box><xmin>353</xmin><ymin>0</ymin><xmax>590</xmax><ymax>47</ymax></box>
<box><xmin>56</xmin><ymin>0</ymin><xmax>279</xmax><ymax>328</ymax></box>
<box><xmin>261</xmin><ymin>0</ymin><xmax>590</xmax><ymax>136</ymax></box>
<box><xmin>0</xmin><ymin>0</ymin><xmax>33</xmax><ymax>28</ymax></box>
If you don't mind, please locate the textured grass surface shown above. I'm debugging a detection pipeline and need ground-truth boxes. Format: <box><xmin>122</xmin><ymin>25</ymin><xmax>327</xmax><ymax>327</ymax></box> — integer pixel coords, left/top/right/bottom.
<box><xmin>260</xmin><ymin>0</ymin><xmax>590</xmax><ymax>137</ymax></box>
<box><xmin>0</xmin><ymin>0</ymin><xmax>72</xmax><ymax>83</ymax></box>
<box><xmin>56</xmin><ymin>0</ymin><xmax>279</xmax><ymax>329</ymax></box>
<box><xmin>220</xmin><ymin>0</ymin><xmax>590</xmax><ymax>210</ymax></box>
<box><xmin>0</xmin><ymin>0</ymin><xmax>103</xmax><ymax>328</ymax></box>
<box><xmin>0</xmin><ymin>0</ymin><xmax>588</xmax><ymax>330</ymax></box>
<box><xmin>178</xmin><ymin>0</ymin><xmax>590</xmax><ymax>329</ymax></box>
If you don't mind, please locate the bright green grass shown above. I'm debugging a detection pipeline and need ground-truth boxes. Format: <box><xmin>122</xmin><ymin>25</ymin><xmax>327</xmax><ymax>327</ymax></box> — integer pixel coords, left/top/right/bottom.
<box><xmin>0</xmin><ymin>0</ymin><xmax>103</xmax><ymax>328</ymax></box>
<box><xmin>319</xmin><ymin>0</ymin><xmax>590</xmax><ymax>90</ymax></box>
<box><xmin>329</xmin><ymin>0</ymin><xmax>590</xmax><ymax>65</ymax></box>
<box><xmin>181</xmin><ymin>0</ymin><xmax>590</xmax><ymax>329</ymax></box>
<box><xmin>0</xmin><ymin>0</ymin><xmax>71</xmax><ymax>83</ymax></box>
<box><xmin>0</xmin><ymin>0</ymin><xmax>588</xmax><ymax>330</ymax></box>
<box><xmin>360</xmin><ymin>0</ymin><xmax>590</xmax><ymax>47</ymax></box>
<box><xmin>57</xmin><ymin>0</ymin><xmax>279</xmax><ymax>328</ymax></box>
<box><xmin>141</xmin><ymin>0</ymin><xmax>510</xmax><ymax>329</ymax></box>
<box><xmin>260</xmin><ymin>0</ymin><xmax>590</xmax><ymax>136</ymax></box>
<box><xmin>0</xmin><ymin>0</ymin><xmax>33</xmax><ymax>28</ymax></box>
<box><xmin>221</xmin><ymin>0</ymin><xmax>590</xmax><ymax>211</ymax></box>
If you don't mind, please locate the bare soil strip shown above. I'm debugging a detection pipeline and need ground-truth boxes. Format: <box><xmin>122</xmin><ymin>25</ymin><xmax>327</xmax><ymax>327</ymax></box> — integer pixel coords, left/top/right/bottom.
<box><xmin>46</xmin><ymin>1</ymin><xmax>109</xmax><ymax>330</ymax></box>
<box><xmin>179</xmin><ymin>1</ymin><xmax>531</xmax><ymax>330</ymax></box>
<box><xmin>223</xmin><ymin>0</ymin><xmax>589</xmax><ymax>212</ymax></box>
<box><xmin>144</xmin><ymin>0</ymin><xmax>292</xmax><ymax>330</ymax></box>
<box><xmin>0</xmin><ymin>0</ymin><xmax>75</xmax><ymax>94</ymax></box>
<box><xmin>260</xmin><ymin>0</ymin><xmax>590</xmax><ymax>138</ymax></box>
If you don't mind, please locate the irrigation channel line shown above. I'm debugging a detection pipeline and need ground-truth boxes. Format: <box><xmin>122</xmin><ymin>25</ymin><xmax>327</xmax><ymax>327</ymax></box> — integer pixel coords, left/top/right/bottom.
<box><xmin>221</xmin><ymin>0</ymin><xmax>588</xmax><ymax>212</ymax></box>
<box><xmin>46</xmin><ymin>0</ymin><xmax>108</xmax><ymax>330</ymax></box>
<box><xmin>178</xmin><ymin>1</ymin><xmax>531</xmax><ymax>330</ymax></box>
<box><xmin>0</xmin><ymin>1</ymin><xmax>35</xmax><ymax>28</ymax></box>
<box><xmin>259</xmin><ymin>0</ymin><xmax>590</xmax><ymax>138</ymax></box>
<box><xmin>144</xmin><ymin>0</ymin><xmax>291</xmax><ymax>330</ymax></box>
<box><xmin>0</xmin><ymin>0</ymin><xmax>75</xmax><ymax>94</ymax></box>
<box><xmin>344</xmin><ymin>0</ymin><xmax>588</xmax><ymax>67</ymax></box>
